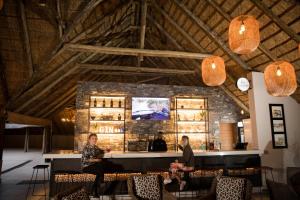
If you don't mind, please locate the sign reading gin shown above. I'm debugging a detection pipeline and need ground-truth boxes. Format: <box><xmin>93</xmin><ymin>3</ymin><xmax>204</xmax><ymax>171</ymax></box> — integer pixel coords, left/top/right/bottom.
<box><xmin>132</xmin><ymin>97</ymin><xmax>170</xmax><ymax>120</ymax></box>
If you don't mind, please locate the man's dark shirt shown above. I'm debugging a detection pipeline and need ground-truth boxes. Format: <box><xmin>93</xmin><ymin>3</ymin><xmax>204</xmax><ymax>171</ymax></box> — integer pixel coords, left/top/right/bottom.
<box><xmin>152</xmin><ymin>138</ymin><xmax>167</xmax><ymax>151</ymax></box>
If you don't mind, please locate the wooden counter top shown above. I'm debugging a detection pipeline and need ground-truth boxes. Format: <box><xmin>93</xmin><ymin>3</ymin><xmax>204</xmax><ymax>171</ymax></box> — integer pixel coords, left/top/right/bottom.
<box><xmin>43</xmin><ymin>150</ymin><xmax>262</xmax><ymax>159</ymax></box>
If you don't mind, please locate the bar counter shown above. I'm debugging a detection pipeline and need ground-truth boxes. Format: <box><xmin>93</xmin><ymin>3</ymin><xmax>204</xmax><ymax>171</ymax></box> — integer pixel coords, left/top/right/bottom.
<box><xmin>45</xmin><ymin>150</ymin><xmax>262</xmax><ymax>197</ymax></box>
<box><xmin>43</xmin><ymin>149</ymin><xmax>262</xmax><ymax>159</ymax></box>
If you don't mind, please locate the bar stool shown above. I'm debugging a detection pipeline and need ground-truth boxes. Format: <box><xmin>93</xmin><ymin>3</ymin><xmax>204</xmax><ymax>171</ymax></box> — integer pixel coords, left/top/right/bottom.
<box><xmin>26</xmin><ymin>164</ymin><xmax>49</xmax><ymax>200</ymax></box>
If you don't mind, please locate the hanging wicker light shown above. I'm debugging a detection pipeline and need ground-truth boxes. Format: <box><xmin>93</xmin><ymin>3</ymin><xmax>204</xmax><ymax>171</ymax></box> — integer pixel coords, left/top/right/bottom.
<box><xmin>201</xmin><ymin>56</ymin><xmax>226</xmax><ymax>86</ymax></box>
<box><xmin>264</xmin><ymin>61</ymin><xmax>297</xmax><ymax>97</ymax></box>
<box><xmin>229</xmin><ymin>15</ymin><xmax>260</xmax><ymax>54</ymax></box>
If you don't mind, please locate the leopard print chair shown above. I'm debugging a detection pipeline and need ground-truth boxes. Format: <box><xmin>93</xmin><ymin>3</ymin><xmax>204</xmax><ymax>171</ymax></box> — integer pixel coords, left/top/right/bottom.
<box><xmin>198</xmin><ymin>176</ymin><xmax>253</xmax><ymax>200</ymax></box>
<box><xmin>127</xmin><ymin>174</ymin><xmax>176</xmax><ymax>200</ymax></box>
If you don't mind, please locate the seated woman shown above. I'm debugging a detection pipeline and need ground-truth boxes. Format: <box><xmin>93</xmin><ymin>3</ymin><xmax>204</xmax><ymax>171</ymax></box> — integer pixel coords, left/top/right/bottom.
<box><xmin>164</xmin><ymin>135</ymin><xmax>195</xmax><ymax>191</ymax></box>
<box><xmin>81</xmin><ymin>133</ymin><xmax>110</xmax><ymax>197</ymax></box>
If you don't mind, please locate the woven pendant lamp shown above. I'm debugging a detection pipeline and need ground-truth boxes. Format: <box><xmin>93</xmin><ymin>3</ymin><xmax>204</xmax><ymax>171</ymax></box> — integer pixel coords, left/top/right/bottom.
<box><xmin>264</xmin><ymin>61</ymin><xmax>297</xmax><ymax>97</ymax></box>
<box><xmin>201</xmin><ymin>56</ymin><xmax>226</xmax><ymax>86</ymax></box>
<box><xmin>229</xmin><ymin>15</ymin><xmax>260</xmax><ymax>54</ymax></box>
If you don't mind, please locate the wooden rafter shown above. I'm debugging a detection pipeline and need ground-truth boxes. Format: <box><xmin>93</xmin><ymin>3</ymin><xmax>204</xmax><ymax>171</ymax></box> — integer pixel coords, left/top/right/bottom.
<box><xmin>148</xmin><ymin>14</ymin><xmax>249</xmax><ymax>112</ymax></box>
<box><xmin>137</xmin><ymin>76</ymin><xmax>163</xmax><ymax>84</ymax></box>
<box><xmin>79</xmin><ymin>64</ymin><xmax>195</xmax><ymax>74</ymax></box>
<box><xmin>14</xmin><ymin>53</ymin><xmax>82</xmax><ymax>112</ymax></box>
<box><xmin>7</xmin><ymin>111</ymin><xmax>51</xmax><ymax>126</ymax></box>
<box><xmin>19</xmin><ymin>0</ymin><xmax>34</xmax><ymax>76</ymax></box>
<box><xmin>56</xmin><ymin>0</ymin><xmax>64</xmax><ymax>38</ymax></box>
<box><xmin>159</xmin><ymin>0</ymin><xmax>251</xmax><ymax>71</ymax></box>
<box><xmin>138</xmin><ymin>0</ymin><xmax>148</xmax><ymax>64</ymax></box>
<box><xmin>251</xmin><ymin>0</ymin><xmax>300</xmax><ymax>43</ymax></box>
<box><xmin>66</xmin><ymin>44</ymin><xmax>211</xmax><ymax>59</ymax></box>
<box><xmin>61</xmin><ymin>0</ymin><xmax>104</xmax><ymax>42</ymax></box>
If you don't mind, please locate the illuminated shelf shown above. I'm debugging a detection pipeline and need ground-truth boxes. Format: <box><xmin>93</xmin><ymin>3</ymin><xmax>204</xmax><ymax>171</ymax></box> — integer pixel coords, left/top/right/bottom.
<box><xmin>90</xmin><ymin>107</ymin><xmax>125</xmax><ymax>109</ymax></box>
<box><xmin>178</xmin><ymin>132</ymin><xmax>209</xmax><ymax>134</ymax></box>
<box><xmin>177</xmin><ymin>108</ymin><xmax>208</xmax><ymax>111</ymax></box>
<box><xmin>90</xmin><ymin>120</ymin><xmax>125</xmax><ymax>122</ymax></box>
<box><xmin>177</xmin><ymin>120</ymin><xmax>206</xmax><ymax>123</ymax></box>
<box><xmin>89</xmin><ymin>95</ymin><xmax>126</xmax><ymax>152</ymax></box>
<box><xmin>175</xmin><ymin>97</ymin><xmax>209</xmax><ymax>151</ymax></box>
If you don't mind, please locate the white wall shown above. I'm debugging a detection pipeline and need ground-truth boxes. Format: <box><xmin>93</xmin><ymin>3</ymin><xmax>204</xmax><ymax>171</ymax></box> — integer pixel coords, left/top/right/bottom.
<box><xmin>248</xmin><ymin>72</ymin><xmax>300</xmax><ymax>182</ymax></box>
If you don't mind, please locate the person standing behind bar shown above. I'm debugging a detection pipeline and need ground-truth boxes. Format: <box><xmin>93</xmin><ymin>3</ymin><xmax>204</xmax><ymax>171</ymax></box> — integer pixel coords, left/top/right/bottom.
<box><xmin>81</xmin><ymin>134</ymin><xmax>110</xmax><ymax>197</ymax></box>
<box><xmin>152</xmin><ymin>131</ymin><xmax>168</xmax><ymax>152</ymax></box>
<box><xmin>164</xmin><ymin>135</ymin><xmax>195</xmax><ymax>191</ymax></box>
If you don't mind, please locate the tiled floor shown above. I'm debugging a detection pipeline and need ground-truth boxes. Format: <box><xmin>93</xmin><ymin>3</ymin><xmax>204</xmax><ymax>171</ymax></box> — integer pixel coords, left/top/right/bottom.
<box><xmin>0</xmin><ymin>149</ymin><xmax>48</xmax><ymax>200</ymax></box>
<box><xmin>0</xmin><ymin>149</ymin><xmax>270</xmax><ymax>200</ymax></box>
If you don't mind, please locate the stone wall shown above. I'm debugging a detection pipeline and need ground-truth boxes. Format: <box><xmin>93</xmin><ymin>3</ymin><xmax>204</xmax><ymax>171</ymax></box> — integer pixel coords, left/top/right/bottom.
<box><xmin>75</xmin><ymin>82</ymin><xmax>244</xmax><ymax>151</ymax></box>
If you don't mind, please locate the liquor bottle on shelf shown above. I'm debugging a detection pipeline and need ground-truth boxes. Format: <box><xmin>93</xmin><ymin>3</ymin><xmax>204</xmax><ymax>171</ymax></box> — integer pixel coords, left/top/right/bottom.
<box><xmin>93</xmin><ymin>98</ymin><xmax>97</xmax><ymax>107</ymax></box>
<box><xmin>118</xmin><ymin>114</ymin><xmax>121</xmax><ymax>120</ymax></box>
<box><xmin>118</xmin><ymin>99</ymin><xmax>122</xmax><ymax>108</ymax></box>
<box><xmin>110</xmin><ymin>99</ymin><xmax>113</xmax><ymax>107</ymax></box>
<box><xmin>177</xmin><ymin>114</ymin><xmax>180</xmax><ymax>121</ymax></box>
<box><xmin>102</xmin><ymin>99</ymin><xmax>106</xmax><ymax>107</ymax></box>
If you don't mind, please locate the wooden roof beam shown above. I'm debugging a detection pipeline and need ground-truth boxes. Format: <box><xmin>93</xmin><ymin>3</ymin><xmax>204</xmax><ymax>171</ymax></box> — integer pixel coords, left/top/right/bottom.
<box><xmin>79</xmin><ymin>64</ymin><xmax>195</xmax><ymax>74</ymax></box>
<box><xmin>251</xmin><ymin>0</ymin><xmax>300</xmax><ymax>43</ymax></box>
<box><xmin>61</xmin><ymin>0</ymin><xmax>104</xmax><ymax>43</ymax></box>
<box><xmin>7</xmin><ymin>112</ymin><xmax>51</xmax><ymax>126</ymax></box>
<box><xmin>66</xmin><ymin>44</ymin><xmax>211</xmax><ymax>59</ymax></box>
<box><xmin>138</xmin><ymin>0</ymin><xmax>148</xmax><ymax>65</ymax></box>
<box><xmin>19</xmin><ymin>0</ymin><xmax>34</xmax><ymax>76</ymax></box>
<box><xmin>148</xmin><ymin>13</ymin><xmax>249</xmax><ymax>112</ymax></box>
<box><xmin>163</xmin><ymin>0</ymin><xmax>252</xmax><ymax>71</ymax></box>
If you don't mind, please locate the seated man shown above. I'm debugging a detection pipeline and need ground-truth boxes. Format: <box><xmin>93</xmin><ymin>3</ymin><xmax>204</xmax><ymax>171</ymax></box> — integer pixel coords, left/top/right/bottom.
<box><xmin>164</xmin><ymin>135</ymin><xmax>195</xmax><ymax>191</ymax></box>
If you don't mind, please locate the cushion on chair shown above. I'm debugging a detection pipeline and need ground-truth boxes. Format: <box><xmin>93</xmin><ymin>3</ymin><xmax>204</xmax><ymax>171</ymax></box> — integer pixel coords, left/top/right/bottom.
<box><xmin>133</xmin><ymin>175</ymin><xmax>161</xmax><ymax>200</ymax></box>
<box><xmin>216</xmin><ymin>177</ymin><xmax>246</xmax><ymax>200</ymax></box>
<box><xmin>61</xmin><ymin>188</ymin><xmax>89</xmax><ymax>200</ymax></box>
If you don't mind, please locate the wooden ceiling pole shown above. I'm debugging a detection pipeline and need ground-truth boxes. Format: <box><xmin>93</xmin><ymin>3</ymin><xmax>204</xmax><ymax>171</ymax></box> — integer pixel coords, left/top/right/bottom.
<box><xmin>79</xmin><ymin>64</ymin><xmax>195</xmax><ymax>74</ymax></box>
<box><xmin>145</xmin><ymin>40</ymin><xmax>198</xmax><ymax>86</ymax></box>
<box><xmin>161</xmin><ymin>0</ymin><xmax>252</xmax><ymax>71</ymax></box>
<box><xmin>56</xmin><ymin>0</ymin><xmax>64</xmax><ymax>38</ymax></box>
<box><xmin>138</xmin><ymin>0</ymin><xmax>148</xmax><ymax>65</ymax></box>
<box><xmin>66</xmin><ymin>44</ymin><xmax>211</xmax><ymax>59</ymax></box>
<box><xmin>137</xmin><ymin>76</ymin><xmax>163</xmax><ymax>84</ymax></box>
<box><xmin>0</xmin><ymin>58</ymin><xmax>9</xmax><ymax>103</ymax></box>
<box><xmin>251</xmin><ymin>0</ymin><xmax>300</xmax><ymax>43</ymax></box>
<box><xmin>206</xmin><ymin>0</ymin><xmax>277</xmax><ymax>61</ymax></box>
<box><xmin>14</xmin><ymin>53</ymin><xmax>82</xmax><ymax>112</ymax></box>
<box><xmin>61</xmin><ymin>0</ymin><xmax>104</xmax><ymax>43</ymax></box>
<box><xmin>148</xmin><ymin>13</ymin><xmax>249</xmax><ymax>112</ymax></box>
<box><xmin>18</xmin><ymin>0</ymin><xmax>34</xmax><ymax>77</ymax></box>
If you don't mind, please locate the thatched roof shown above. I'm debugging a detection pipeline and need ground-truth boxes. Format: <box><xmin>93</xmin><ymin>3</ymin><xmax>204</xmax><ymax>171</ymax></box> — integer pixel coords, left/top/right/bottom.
<box><xmin>0</xmin><ymin>0</ymin><xmax>300</xmax><ymax>120</ymax></box>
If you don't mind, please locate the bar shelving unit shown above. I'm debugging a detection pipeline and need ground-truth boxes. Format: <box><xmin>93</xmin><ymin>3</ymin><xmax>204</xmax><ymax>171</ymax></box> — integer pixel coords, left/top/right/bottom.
<box><xmin>175</xmin><ymin>97</ymin><xmax>209</xmax><ymax>151</ymax></box>
<box><xmin>89</xmin><ymin>95</ymin><xmax>126</xmax><ymax>151</ymax></box>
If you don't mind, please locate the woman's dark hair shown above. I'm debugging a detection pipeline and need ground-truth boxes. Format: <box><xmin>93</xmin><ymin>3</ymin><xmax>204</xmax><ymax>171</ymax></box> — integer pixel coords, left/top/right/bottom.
<box><xmin>182</xmin><ymin>135</ymin><xmax>189</xmax><ymax>141</ymax></box>
<box><xmin>88</xmin><ymin>133</ymin><xmax>97</xmax><ymax>140</ymax></box>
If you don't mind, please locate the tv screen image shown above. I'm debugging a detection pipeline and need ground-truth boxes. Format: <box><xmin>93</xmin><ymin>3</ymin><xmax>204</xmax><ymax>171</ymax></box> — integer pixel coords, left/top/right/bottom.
<box><xmin>132</xmin><ymin>97</ymin><xmax>170</xmax><ymax>120</ymax></box>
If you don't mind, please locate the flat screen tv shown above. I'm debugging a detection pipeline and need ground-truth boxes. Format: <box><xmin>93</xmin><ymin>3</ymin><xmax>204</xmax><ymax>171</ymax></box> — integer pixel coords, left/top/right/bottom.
<box><xmin>132</xmin><ymin>97</ymin><xmax>170</xmax><ymax>120</ymax></box>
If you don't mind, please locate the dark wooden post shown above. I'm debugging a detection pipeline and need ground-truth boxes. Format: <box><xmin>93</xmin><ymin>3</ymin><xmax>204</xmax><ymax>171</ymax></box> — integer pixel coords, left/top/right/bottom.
<box><xmin>24</xmin><ymin>128</ymin><xmax>29</xmax><ymax>152</ymax></box>
<box><xmin>0</xmin><ymin>106</ymin><xmax>7</xmax><ymax>181</ymax></box>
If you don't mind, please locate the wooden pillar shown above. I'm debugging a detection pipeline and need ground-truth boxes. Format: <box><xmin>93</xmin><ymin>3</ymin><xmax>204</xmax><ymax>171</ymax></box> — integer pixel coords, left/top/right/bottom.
<box><xmin>42</xmin><ymin>128</ymin><xmax>46</xmax><ymax>153</ymax></box>
<box><xmin>0</xmin><ymin>107</ymin><xmax>7</xmax><ymax>180</ymax></box>
<box><xmin>24</xmin><ymin>128</ymin><xmax>29</xmax><ymax>152</ymax></box>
